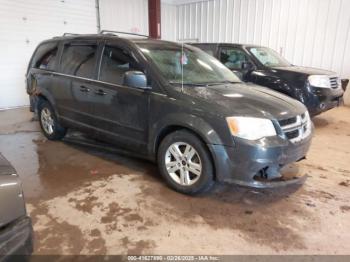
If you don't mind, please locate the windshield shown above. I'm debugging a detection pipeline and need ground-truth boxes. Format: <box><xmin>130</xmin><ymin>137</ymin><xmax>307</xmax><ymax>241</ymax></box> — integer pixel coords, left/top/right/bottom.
<box><xmin>137</xmin><ymin>43</ymin><xmax>241</xmax><ymax>85</ymax></box>
<box><xmin>248</xmin><ymin>47</ymin><xmax>291</xmax><ymax>67</ymax></box>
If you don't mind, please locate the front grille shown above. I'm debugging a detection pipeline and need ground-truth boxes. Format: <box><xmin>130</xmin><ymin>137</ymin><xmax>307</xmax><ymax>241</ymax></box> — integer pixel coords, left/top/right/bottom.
<box><xmin>285</xmin><ymin>129</ymin><xmax>299</xmax><ymax>139</ymax></box>
<box><xmin>278</xmin><ymin>117</ymin><xmax>296</xmax><ymax>127</ymax></box>
<box><xmin>329</xmin><ymin>76</ymin><xmax>340</xmax><ymax>89</ymax></box>
<box><xmin>278</xmin><ymin>113</ymin><xmax>312</xmax><ymax>143</ymax></box>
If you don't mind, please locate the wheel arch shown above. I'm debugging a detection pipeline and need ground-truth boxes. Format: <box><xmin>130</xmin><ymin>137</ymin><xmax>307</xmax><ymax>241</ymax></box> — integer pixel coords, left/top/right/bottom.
<box><xmin>152</xmin><ymin>114</ymin><xmax>223</xmax><ymax>153</ymax></box>
<box><xmin>152</xmin><ymin>115</ymin><xmax>224</xmax><ymax>181</ymax></box>
<box><xmin>35</xmin><ymin>90</ymin><xmax>59</xmax><ymax>118</ymax></box>
<box><xmin>155</xmin><ymin>125</ymin><xmax>218</xmax><ymax>181</ymax></box>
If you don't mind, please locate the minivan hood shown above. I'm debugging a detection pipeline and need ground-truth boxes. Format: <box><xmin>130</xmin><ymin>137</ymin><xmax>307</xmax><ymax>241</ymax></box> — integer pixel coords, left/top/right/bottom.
<box><xmin>181</xmin><ymin>83</ymin><xmax>306</xmax><ymax>120</ymax></box>
<box><xmin>0</xmin><ymin>154</ymin><xmax>26</xmax><ymax>227</ymax></box>
<box><xmin>272</xmin><ymin>66</ymin><xmax>336</xmax><ymax>76</ymax></box>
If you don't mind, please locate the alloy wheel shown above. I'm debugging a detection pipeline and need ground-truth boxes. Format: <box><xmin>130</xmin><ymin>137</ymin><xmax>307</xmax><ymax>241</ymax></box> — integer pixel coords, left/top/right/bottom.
<box><xmin>40</xmin><ymin>107</ymin><xmax>54</xmax><ymax>135</ymax></box>
<box><xmin>164</xmin><ymin>142</ymin><xmax>202</xmax><ymax>186</ymax></box>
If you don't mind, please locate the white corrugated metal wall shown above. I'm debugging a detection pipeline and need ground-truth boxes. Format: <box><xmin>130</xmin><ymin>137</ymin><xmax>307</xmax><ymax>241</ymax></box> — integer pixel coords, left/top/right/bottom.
<box><xmin>99</xmin><ymin>0</ymin><xmax>149</xmax><ymax>35</ymax></box>
<box><xmin>174</xmin><ymin>0</ymin><xmax>350</xmax><ymax>81</ymax></box>
<box><xmin>0</xmin><ymin>0</ymin><xmax>151</xmax><ymax>109</ymax></box>
<box><xmin>0</xmin><ymin>0</ymin><xmax>97</xmax><ymax>109</ymax></box>
<box><xmin>161</xmin><ymin>3</ymin><xmax>177</xmax><ymax>41</ymax></box>
<box><xmin>1</xmin><ymin>0</ymin><xmax>349</xmax><ymax>108</ymax></box>
<box><xmin>171</xmin><ymin>0</ymin><xmax>350</xmax><ymax>104</ymax></box>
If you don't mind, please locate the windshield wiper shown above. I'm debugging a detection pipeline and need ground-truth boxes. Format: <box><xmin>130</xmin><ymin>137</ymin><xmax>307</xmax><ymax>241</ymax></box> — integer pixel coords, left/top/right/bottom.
<box><xmin>169</xmin><ymin>81</ymin><xmax>207</xmax><ymax>86</ymax></box>
<box><xmin>169</xmin><ymin>80</ymin><xmax>241</xmax><ymax>87</ymax></box>
<box><xmin>205</xmin><ymin>80</ymin><xmax>241</xmax><ymax>86</ymax></box>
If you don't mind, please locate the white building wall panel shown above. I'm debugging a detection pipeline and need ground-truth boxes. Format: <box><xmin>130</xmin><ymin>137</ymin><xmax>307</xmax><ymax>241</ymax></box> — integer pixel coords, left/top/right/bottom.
<box><xmin>0</xmin><ymin>0</ymin><xmax>97</xmax><ymax>109</ymax></box>
<box><xmin>99</xmin><ymin>0</ymin><xmax>149</xmax><ymax>35</ymax></box>
<box><xmin>174</xmin><ymin>0</ymin><xmax>350</xmax><ymax>81</ymax></box>
<box><xmin>161</xmin><ymin>3</ymin><xmax>177</xmax><ymax>41</ymax></box>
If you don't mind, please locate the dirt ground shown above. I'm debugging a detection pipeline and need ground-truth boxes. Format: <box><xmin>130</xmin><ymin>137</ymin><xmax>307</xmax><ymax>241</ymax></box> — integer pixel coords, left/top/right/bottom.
<box><xmin>0</xmin><ymin>106</ymin><xmax>349</xmax><ymax>255</ymax></box>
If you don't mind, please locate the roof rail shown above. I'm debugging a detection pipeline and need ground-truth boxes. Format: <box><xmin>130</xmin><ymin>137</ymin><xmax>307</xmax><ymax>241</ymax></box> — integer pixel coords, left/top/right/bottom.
<box><xmin>99</xmin><ymin>30</ymin><xmax>149</xmax><ymax>38</ymax></box>
<box><xmin>63</xmin><ymin>33</ymin><xmax>80</xmax><ymax>36</ymax></box>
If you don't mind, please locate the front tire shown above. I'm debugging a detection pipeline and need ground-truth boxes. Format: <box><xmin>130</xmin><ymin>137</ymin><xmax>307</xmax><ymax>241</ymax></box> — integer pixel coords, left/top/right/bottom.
<box><xmin>157</xmin><ymin>130</ymin><xmax>215</xmax><ymax>195</ymax></box>
<box><xmin>38</xmin><ymin>100</ymin><xmax>67</xmax><ymax>140</ymax></box>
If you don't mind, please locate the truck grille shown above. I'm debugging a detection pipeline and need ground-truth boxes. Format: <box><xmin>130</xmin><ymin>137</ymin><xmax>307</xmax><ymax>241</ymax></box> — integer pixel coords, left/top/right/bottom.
<box><xmin>278</xmin><ymin>117</ymin><xmax>297</xmax><ymax>127</ymax></box>
<box><xmin>329</xmin><ymin>76</ymin><xmax>340</xmax><ymax>89</ymax></box>
<box><xmin>278</xmin><ymin>112</ymin><xmax>312</xmax><ymax>143</ymax></box>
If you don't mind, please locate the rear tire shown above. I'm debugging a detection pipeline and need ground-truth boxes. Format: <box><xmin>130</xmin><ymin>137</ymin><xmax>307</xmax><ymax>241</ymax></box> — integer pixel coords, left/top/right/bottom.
<box><xmin>157</xmin><ymin>130</ymin><xmax>215</xmax><ymax>195</ymax></box>
<box><xmin>38</xmin><ymin>100</ymin><xmax>67</xmax><ymax>140</ymax></box>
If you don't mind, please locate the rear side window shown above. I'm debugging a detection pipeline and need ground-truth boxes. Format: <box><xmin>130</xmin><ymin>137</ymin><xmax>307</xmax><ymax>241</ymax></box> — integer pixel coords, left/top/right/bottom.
<box><xmin>99</xmin><ymin>46</ymin><xmax>140</xmax><ymax>86</ymax></box>
<box><xmin>32</xmin><ymin>42</ymin><xmax>58</xmax><ymax>70</ymax></box>
<box><xmin>60</xmin><ymin>43</ymin><xmax>98</xmax><ymax>78</ymax></box>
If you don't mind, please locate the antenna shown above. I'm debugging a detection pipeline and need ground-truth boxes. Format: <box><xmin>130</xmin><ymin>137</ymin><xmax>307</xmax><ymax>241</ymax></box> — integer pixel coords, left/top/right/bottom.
<box><xmin>181</xmin><ymin>40</ymin><xmax>184</xmax><ymax>93</ymax></box>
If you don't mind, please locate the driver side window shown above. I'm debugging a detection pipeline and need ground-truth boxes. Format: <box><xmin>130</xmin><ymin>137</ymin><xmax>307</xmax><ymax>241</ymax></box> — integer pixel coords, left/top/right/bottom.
<box><xmin>220</xmin><ymin>48</ymin><xmax>248</xmax><ymax>70</ymax></box>
<box><xmin>99</xmin><ymin>46</ymin><xmax>140</xmax><ymax>86</ymax></box>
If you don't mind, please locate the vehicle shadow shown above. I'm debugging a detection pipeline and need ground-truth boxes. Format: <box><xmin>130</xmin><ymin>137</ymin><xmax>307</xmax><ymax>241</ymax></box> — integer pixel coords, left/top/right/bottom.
<box><xmin>30</xmin><ymin>130</ymin><xmax>159</xmax><ymax>200</ymax></box>
<box><xmin>60</xmin><ymin>130</ymin><xmax>303</xmax><ymax>204</ymax></box>
<box><xmin>62</xmin><ymin>131</ymin><xmax>158</xmax><ymax>175</ymax></box>
<box><xmin>312</xmin><ymin>116</ymin><xmax>330</xmax><ymax>128</ymax></box>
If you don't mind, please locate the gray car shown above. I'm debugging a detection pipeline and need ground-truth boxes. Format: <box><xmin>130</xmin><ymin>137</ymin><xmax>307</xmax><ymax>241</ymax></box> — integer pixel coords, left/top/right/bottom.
<box><xmin>0</xmin><ymin>153</ymin><xmax>33</xmax><ymax>256</ymax></box>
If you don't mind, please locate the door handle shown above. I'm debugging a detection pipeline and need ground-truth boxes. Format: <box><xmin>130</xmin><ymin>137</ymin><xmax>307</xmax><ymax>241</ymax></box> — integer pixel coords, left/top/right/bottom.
<box><xmin>80</xmin><ymin>85</ymin><xmax>90</xmax><ymax>92</ymax></box>
<box><xmin>94</xmin><ymin>89</ymin><xmax>107</xmax><ymax>96</ymax></box>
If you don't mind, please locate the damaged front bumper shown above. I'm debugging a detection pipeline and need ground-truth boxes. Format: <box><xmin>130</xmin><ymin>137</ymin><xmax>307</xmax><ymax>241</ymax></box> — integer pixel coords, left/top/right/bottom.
<box><xmin>208</xmin><ymin>134</ymin><xmax>312</xmax><ymax>188</ymax></box>
<box><xmin>306</xmin><ymin>86</ymin><xmax>344</xmax><ymax>116</ymax></box>
<box><xmin>228</xmin><ymin>172</ymin><xmax>308</xmax><ymax>188</ymax></box>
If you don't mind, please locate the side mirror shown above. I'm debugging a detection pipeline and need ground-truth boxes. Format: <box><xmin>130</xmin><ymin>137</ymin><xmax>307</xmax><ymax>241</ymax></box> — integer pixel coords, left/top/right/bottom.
<box><xmin>241</xmin><ymin>61</ymin><xmax>255</xmax><ymax>72</ymax></box>
<box><xmin>123</xmin><ymin>71</ymin><xmax>150</xmax><ymax>89</ymax></box>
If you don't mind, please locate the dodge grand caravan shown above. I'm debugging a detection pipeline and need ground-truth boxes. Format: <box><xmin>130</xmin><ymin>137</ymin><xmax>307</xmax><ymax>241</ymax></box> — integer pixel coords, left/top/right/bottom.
<box><xmin>191</xmin><ymin>43</ymin><xmax>344</xmax><ymax>116</ymax></box>
<box><xmin>26</xmin><ymin>32</ymin><xmax>313</xmax><ymax>195</ymax></box>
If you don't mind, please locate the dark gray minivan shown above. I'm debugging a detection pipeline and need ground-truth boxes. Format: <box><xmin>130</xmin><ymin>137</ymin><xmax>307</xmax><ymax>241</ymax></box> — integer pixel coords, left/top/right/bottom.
<box><xmin>26</xmin><ymin>32</ymin><xmax>312</xmax><ymax>194</ymax></box>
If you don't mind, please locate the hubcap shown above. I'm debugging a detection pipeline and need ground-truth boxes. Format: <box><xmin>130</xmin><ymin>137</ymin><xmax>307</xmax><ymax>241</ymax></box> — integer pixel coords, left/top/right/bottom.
<box><xmin>165</xmin><ymin>142</ymin><xmax>202</xmax><ymax>186</ymax></box>
<box><xmin>40</xmin><ymin>108</ymin><xmax>54</xmax><ymax>135</ymax></box>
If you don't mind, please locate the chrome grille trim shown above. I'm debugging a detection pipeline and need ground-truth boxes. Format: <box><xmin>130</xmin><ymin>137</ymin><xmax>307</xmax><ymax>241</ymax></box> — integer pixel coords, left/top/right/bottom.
<box><xmin>329</xmin><ymin>76</ymin><xmax>341</xmax><ymax>89</ymax></box>
<box><xmin>278</xmin><ymin>112</ymin><xmax>312</xmax><ymax>143</ymax></box>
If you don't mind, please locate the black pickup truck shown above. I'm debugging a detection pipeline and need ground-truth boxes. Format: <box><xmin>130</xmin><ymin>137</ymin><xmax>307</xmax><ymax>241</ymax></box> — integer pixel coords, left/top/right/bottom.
<box><xmin>191</xmin><ymin>43</ymin><xmax>345</xmax><ymax>116</ymax></box>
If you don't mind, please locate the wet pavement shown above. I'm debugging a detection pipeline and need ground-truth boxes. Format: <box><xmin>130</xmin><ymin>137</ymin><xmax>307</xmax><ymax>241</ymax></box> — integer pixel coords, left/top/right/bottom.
<box><xmin>0</xmin><ymin>107</ymin><xmax>350</xmax><ymax>254</ymax></box>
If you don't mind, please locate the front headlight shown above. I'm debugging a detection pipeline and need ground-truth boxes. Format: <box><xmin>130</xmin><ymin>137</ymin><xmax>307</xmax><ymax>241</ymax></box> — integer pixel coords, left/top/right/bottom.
<box><xmin>303</xmin><ymin>110</ymin><xmax>312</xmax><ymax>129</ymax></box>
<box><xmin>226</xmin><ymin>117</ymin><xmax>277</xmax><ymax>140</ymax></box>
<box><xmin>308</xmin><ymin>75</ymin><xmax>331</xmax><ymax>88</ymax></box>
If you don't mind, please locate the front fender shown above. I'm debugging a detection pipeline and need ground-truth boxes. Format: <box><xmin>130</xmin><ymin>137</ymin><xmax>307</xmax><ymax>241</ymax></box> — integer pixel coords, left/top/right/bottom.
<box><xmin>150</xmin><ymin>113</ymin><xmax>225</xmax><ymax>155</ymax></box>
<box><xmin>255</xmin><ymin>71</ymin><xmax>306</xmax><ymax>102</ymax></box>
<box><xmin>269</xmin><ymin>78</ymin><xmax>308</xmax><ymax>104</ymax></box>
<box><xmin>35</xmin><ymin>86</ymin><xmax>60</xmax><ymax>117</ymax></box>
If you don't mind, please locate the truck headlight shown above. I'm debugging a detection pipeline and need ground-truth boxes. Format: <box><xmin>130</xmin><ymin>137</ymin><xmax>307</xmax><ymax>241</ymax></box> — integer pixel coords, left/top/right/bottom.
<box><xmin>308</xmin><ymin>75</ymin><xmax>331</xmax><ymax>88</ymax></box>
<box><xmin>226</xmin><ymin>117</ymin><xmax>276</xmax><ymax>140</ymax></box>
